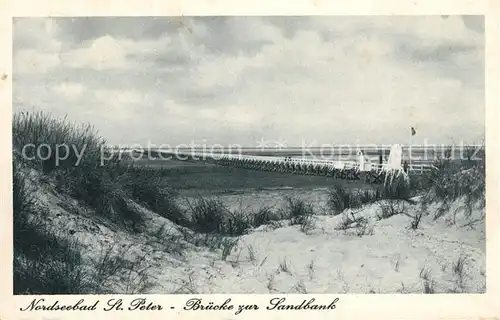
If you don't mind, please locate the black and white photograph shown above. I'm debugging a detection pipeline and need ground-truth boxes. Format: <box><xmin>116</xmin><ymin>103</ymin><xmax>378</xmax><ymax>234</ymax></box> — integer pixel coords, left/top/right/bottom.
<box><xmin>11</xmin><ymin>15</ymin><xmax>486</xmax><ymax>295</ymax></box>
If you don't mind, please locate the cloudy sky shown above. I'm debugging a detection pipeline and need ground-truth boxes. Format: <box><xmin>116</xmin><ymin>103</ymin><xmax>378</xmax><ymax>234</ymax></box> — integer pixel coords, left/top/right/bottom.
<box><xmin>13</xmin><ymin>16</ymin><xmax>484</xmax><ymax>147</ymax></box>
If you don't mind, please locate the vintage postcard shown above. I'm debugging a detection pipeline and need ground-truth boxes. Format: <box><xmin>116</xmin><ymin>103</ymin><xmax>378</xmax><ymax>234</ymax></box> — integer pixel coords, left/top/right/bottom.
<box><xmin>1</xmin><ymin>0</ymin><xmax>499</xmax><ymax>319</ymax></box>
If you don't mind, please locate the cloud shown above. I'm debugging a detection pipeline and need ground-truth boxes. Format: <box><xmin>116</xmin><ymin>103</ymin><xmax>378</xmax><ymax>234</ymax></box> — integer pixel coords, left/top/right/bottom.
<box><xmin>62</xmin><ymin>35</ymin><xmax>131</xmax><ymax>70</ymax></box>
<box><xmin>13</xmin><ymin>18</ymin><xmax>63</xmax><ymax>74</ymax></box>
<box><xmin>52</xmin><ymin>82</ymin><xmax>85</xmax><ymax>101</ymax></box>
<box><xmin>13</xmin><ymin>18</ymin><xmax>62</xmax><ymax>52</ymax></box>
<box><xmin>14</xmin><ymin>49</ymin><xmax>61</xmax><ymax>74</ymax></box>
<box><xmin>13</xmin><ymin>16</ymin><xmax>485</xmax><ymax>146</ymax></box>
<box><xmin>94</xmin><ymin>89</ymin><xmax>143</xmax><ymax>105</ymax></box>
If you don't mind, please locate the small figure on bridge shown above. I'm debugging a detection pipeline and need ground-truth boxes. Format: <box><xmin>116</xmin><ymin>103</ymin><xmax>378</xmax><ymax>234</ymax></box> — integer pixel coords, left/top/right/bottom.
<box><xmin>403</xmin><ymin>160</ymin><xmax>409</xmax><ymax>173</ymax></box>
<box><xmin>356</xmin><ymin>149</ymin><xmax>366</xmax><ymax>171</ymax></box>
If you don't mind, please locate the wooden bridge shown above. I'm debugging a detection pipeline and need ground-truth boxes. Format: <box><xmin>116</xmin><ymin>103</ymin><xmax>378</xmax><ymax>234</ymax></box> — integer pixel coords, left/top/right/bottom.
<box><xmin>187</xmin><ymin>153</ymin><xmax>433</xmax><ymax>184</ymax></box>
<box><xmin>126</xmin><ymin>144</ymin><xmax>437</xmax><ymax>184</ymax></box>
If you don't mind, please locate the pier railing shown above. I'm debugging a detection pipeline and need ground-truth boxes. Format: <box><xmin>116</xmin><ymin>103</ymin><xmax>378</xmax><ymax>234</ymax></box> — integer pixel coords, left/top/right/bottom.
<box><xmin>167</xmin><ymin>152</ymin><xmax>436</xmax><ymax>174</ymax></box>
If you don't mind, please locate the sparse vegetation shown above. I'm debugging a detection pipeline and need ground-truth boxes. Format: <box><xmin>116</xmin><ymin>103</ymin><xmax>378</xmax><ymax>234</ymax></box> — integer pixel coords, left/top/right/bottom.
<box><xmin>187</xmin><ymin>196</ymin><xmax>302</xmax><ymax>236</ymax></box>
<box><xmin>281</xmin><ymin>197</ymin><xmax>315</xmax><ymax>225</ymax></box>
<box><xmin>252</xmin><ymin>206</ymin><xmax>283</xmax><ymax>227</ymax></box>
<box><xmin>335</xmin><ymin>211</ymin><xmax>367</xmax><ymax>232</ymax></box>
<box><xmin>334</xmin><ymin>211</ymin><xmax>374</xmax><ymax>237</ymax></box>
<box><xmin>152</xmin><ymin>224</ymin><xmax>187</xmax><ymax>255</ymax></box>
<box><xmin>397</xmin><ymin>281</ymin><xmax>407</xmax><ymax>293</ymax></box>
<box><xmin>247</xmin><ymin>244</ymin><xmax>257</xmax><ymax>263</ymax></box>
<box><xmin>328</xmin><ymin>175</ymin><xmax>412</xmax><ymax>216</ymax></box>
<box><xmin>123</xmin><ymin>167</ymin><xmax>188</xmax><ymax>226</ymax></box>
<box><xmin>381</xmin><ymin>174</ymin><xmax>412</xmax><ymax>201</ymax></box>
<box><xmin>307</xmin><ymin>260</ymin><xmax>315</xmax><ymax>279</ymax></box>
<box><xmin>299</xmin><ymin>214</ymin><xmax>316</xmax><ymax>233</ymax></box>
<box><xmin>187</xmin><ymin>197</ymin><xmax>255</xmax><ymax>236</ymax></box>
<box><xmin>220</xmin><ymin>237</ymin><xmax>240</xmax><ymax>261</ymax></box>
<box><xmin>419</xmin><ymin>267</ymin><xmax>435</xmax><ymax>294</ymax></box>
<box><xmin>328</xmin><ymin>187</ymin><xmax>378</xmax><ymax>214</ymax></box>
<box><xmin>278</xmin><ymin>257</ymin><xmax>292</xmax><ymax>275</ymax></box>
<box><xmin>173</xmin><ymin>271</ymin><xmax>197</xmax><ymax>294</ymax></box>
<box><xmin>355</xmin><ymin>219</ymin><xmax>374</xmax><ymax>237</ymax></box>
<box><xmin>91</xmin><ymin>243</ymin><xmax>129</xmax><ymax>285</ymax></box>
<box><xmin>451</xmin><ymin>256</ymin><xmax>468</xmax><ymax>292</ymax></box>
<box><xmin>291</xmin><ymin>280</ymin><xmax>308</xmax><ymax>293</ymax></box>
<box><xmin>409</xmin><ymin>212</ymin><xmax>423</xmax><ymax>230</ymax></box>
<box><xmin>394</xmin><ymin>259</ymin><xmax>400</xmax><ymax>272</ymax></box>
<box><xmin>376</xmin><ymin>199</ymin><xmax>406</xmax><ymax>220</ymax></box>
<box><xmin>420</xmin><ymin>147</ymin><xmax>485</xmax><ymax>223</ymax></box>
<box><xmin>188</xmin><ymin>197</ymin><xmax>236</xmax><ymax>234</ymax></box>
<box><xmin>267</xmin><ymin>274</ymin><xmax>275</xmax><ymax>292</ymax></box>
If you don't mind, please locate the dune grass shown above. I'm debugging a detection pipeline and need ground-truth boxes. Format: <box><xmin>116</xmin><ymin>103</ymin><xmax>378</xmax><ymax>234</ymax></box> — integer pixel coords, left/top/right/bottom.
<box><xmin>280</xmin><ymin>196</ymin><xmax>316</xmax><ymax>232</ymax></box>
<box><xmin>13</xmin><ymin>111</ymin><xmax>185</xmax><ymax>231</ymax></box>
<box><xmin>123</xmin><ymin>166</ymin><xmax>188</xmax><ymax>226</ymax></box>
<box><xmin>13</xmin><ymin>159</ymin><xmax>160</xmax><ymax>294</ymax></box>
<box><xmin>419</xmin><ymin>154</ymin><xmax>485</xmax><ymax>222</ymax></box>
<box><xmin>328</xmin><ymin>151</ymin><xmax>485</xmax><ymax>222</ymax></box>
<box><xmin>13</xmin><ymin>111</ymin><xmax>105</xmax><ymax>172</ymax></box>
<box><xmin>12</xmin><ymin>111</ymin><xmax>187</xmax><ymax>293</ymax></box>
<box><xmin>186</xmin><ymin>196</ymin><xmax>314</xmax><ymax>236</ymax></box>
<box><xmin>13</xmin><ymin>161</ymin><xmax>98</xmax><ymax>294</ymax></box>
